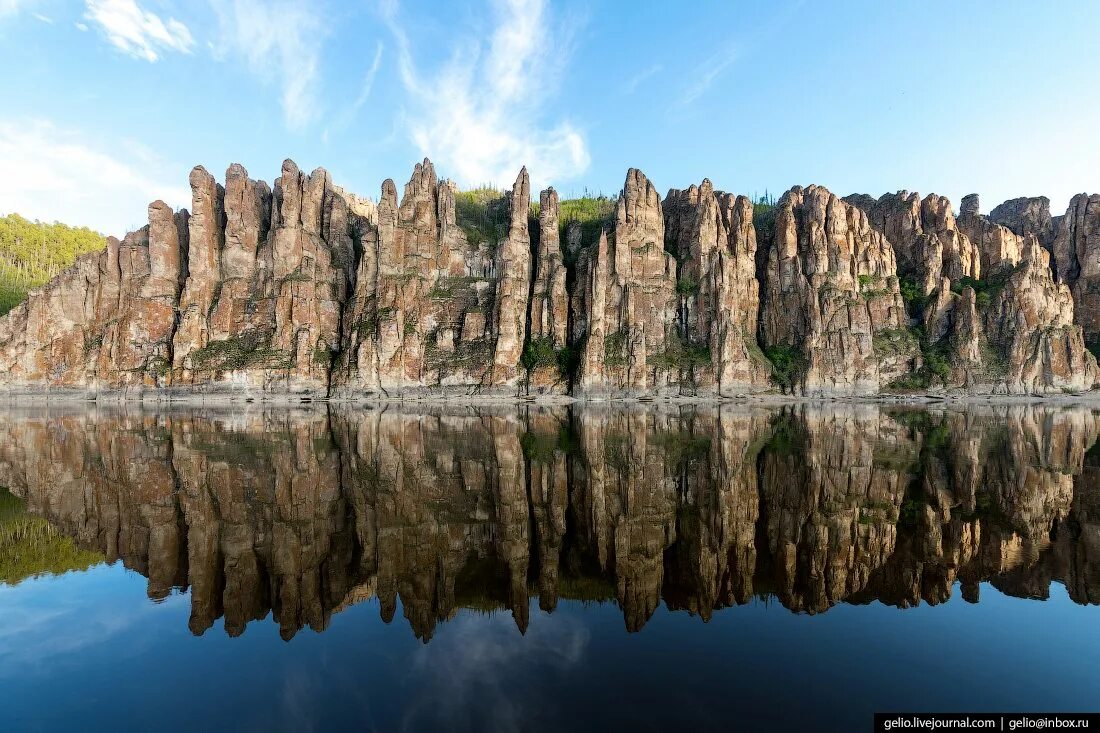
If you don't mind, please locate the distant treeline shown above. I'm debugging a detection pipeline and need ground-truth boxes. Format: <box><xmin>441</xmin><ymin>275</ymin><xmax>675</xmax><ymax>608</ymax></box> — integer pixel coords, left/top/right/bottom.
<box><xmin>0</xmin><ymin>213</ymin><xmax>106</xmax><ymax>315</ymax></box>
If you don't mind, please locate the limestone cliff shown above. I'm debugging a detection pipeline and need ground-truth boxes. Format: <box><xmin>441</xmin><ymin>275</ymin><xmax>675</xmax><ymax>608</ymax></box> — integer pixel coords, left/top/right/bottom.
<box><xmin>760</xmin><ymin>185</ymin><xmax>915</xmax><ymax>395</ymax></box>
<box><xmin>573</xmin><ymin>169</ymin><xmax>679</xmax><ymax>397</ymax></box>
<box><xmin>1</xmin><ymin>159</ymin><xmax>1097</xmax><ymax>399</ymax></box>
<box><xmin>1052</xmin><ymin>193</ymin><xmax>1100</xmax><ymax>342</ymax></box>
<box><xmin>663</xmin><ymin>180</ymin><xmax>771</xmax><ymax>395</ymax></box>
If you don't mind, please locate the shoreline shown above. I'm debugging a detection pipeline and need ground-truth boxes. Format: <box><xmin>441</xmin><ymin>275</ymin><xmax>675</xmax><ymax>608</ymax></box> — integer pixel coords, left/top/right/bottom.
<box><xmin>1</xmin><ymin>388</ymin><xmax>1099</xmax><ymax>407</ymax></box>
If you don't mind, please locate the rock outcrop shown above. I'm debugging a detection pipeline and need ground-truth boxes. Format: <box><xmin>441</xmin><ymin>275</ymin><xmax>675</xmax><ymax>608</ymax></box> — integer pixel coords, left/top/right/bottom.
<box><xmin>760</xmin><ymin>185</ymin><xmax>916</xmax><ymax>394</ymax></box>
<box><xmin>0</xmin><ymin>158</ymin><xmax>1097</xmax><ymax>399</ymax></box>
<box><xmin>957</xmin><ymin>194</ymin><xmax>1026</xmax><ymax>276</ymax></box>
<box><xmin>846</xmin><ymin>191</ymin><xmax>980</xmax><ymax>294</ymax></box>
<box><xmin>573</xmin><ymin>169</ymin><xmax>679</xmax><ymax>397</ymax></box>
<box><xmin>990</xmin><ymin>196</ymin><xmax>1056</xmax><ymax>253</ymax></box>
<box><xmin>331</xmin><ymin>161</ymin><xmax>530</xmax><ymax>398</ymax></box>
<box><xmin>663</xmin><ymin>181</ymin><xmax>771</xmax><ymax>395</ymax></box>
<box><xmin>526</xmin><ymin>187</ymin><xmax>569</xmax><ymax>393</ymax></box>
<box><xmin>1052</xmin><ymin>193</ymin><xmax>1100</xmax><ymax>342</ymax></box>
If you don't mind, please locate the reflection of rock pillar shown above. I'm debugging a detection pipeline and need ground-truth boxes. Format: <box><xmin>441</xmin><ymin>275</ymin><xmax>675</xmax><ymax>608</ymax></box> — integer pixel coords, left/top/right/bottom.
<box><xmin>492</xmin><ymin>417</ymin><xmax>531</xmax><ymax>633</ymax></box>
<box><xmin>526</xmin><ymin>410</ymin><xmax>569</xmax><ymax>612</ymax></box>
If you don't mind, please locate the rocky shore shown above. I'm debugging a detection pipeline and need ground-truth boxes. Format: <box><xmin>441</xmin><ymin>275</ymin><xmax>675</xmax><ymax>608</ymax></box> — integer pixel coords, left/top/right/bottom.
<box><xmin>1</xmin><ymin>159</ymin><xmax>1098</xmax><ymax>401</ymax></box>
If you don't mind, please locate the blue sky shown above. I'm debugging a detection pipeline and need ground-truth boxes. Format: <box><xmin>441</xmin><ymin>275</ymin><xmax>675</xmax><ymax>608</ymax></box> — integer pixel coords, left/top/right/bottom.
<box><xmin>0</xmin><ymin>0</ymin><xmax>1098</xmax><ymax>236</ymax></box>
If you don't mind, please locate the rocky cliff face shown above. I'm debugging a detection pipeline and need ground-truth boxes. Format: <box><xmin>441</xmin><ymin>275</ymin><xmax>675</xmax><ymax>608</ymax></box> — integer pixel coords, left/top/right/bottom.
<box><xmin>990</xmin><ymin>196</ymin><xmax>1056</xmax><ymax>254</ymax></box>
<box><xmin>663</xmin><ymin>180</ymin><xmax>771</xmax><ymax>395</ymax></box>
<box><xmin>1052</xmin><ymin>193</ymin><xmax>1100</xmax><ymax>343</ymax></box>
<box><xmin>845</xmin><ymin>191</ymin><xmax>980</xmax><ymax>294</ymax></box>
<box><xmin>761</xmin><ymin>185</ymin><xmax>915</xmax><ymax>394</ymax></box>
<box><xmin>0</xmin><ymin>159</ymin><xmax>1096</xmax><ymax>399</ymax></box>
<box><xmin>573</xmin><ymin>169</ymin><xmax>679</xmax><ymax>397</ymax></box>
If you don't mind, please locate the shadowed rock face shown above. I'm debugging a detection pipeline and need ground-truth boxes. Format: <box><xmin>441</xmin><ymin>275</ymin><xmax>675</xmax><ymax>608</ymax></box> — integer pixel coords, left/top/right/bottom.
<box><xmin>1052</xmin><ymin>193</ymin><xmax>1100</xmax><ymax>342</ymax></box>
<box><xmin>2</xmin><ymin>403</ymin><xmax>1098</xmax><ymax>640</ymax></box>
<box><xmin>0</xmin><ymin>161</ymin><xmax>1097</xmax><ymax>397</ymax></box>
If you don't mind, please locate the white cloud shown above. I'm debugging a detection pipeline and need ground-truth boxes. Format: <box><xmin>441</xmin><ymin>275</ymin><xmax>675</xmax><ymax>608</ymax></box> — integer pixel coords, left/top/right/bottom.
<box><xmin>679</xmin><ymin>46</ymin><xmax>739</xmax><ymax>106</ymax></box>
<box><xmin>210</xmin><ymin>0</ymin><xmax>327</xmax><ymax>131</ymax></box>
<box><xmin>84</xmin><ymin>0</ymin><xmax>194</xmax><ymax>62</ymax></box>
<box><xmin>0</xmin><ymin>0</ymin><xmax>32</xmax><ymax>18</ymax></box>
<box><xmin>384</xmin><ymin>0</ymin><xmax>590</xmax><ymax>188</ymax></box>
<box><xmin>323</xmin><ymin>41</ymin><xmax>384</xmax><ymax>144</ymax></box>
<box><xmin>0</xmin><ymin>119</ymin><xmax>191</xmax><ymax>236</ymax></box>
<box><xmin>624</xmin><ymin>63</ymin><xmax>662</xmax><ymax>95</ymax></box>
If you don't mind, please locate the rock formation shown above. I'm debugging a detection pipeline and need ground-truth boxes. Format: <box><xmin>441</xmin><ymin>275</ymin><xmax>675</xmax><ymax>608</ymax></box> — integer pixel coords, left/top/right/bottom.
<box><xmin>663</xmin><ymin>180</ymin><xmax>771</xmax><ymax>395</ymax></box>
<box><xmin>0</xmin><ymin>158</ymin><xmax>1097</xmax><ymax>399</ymax></box>
<box><xmin>845</xmin><ymin>191</ymin><xmax>980</xmax><ymax>294</ymax></box>
<box><xmin>573</xmin><ymin>169</ymin><xmax>679</xmax><ymax>397</ymax></box>
<box><xmin>1052</xmin><ymin>193</ymin><xmax>1100</xmax><ymax>342</ymax></box>
<box><xmin>526</xmin><ymin>187</ymin><xmax>569</xmax><ymax>393</ymax></box>
<box><xmin>990</xmin><ymin>196</ymin><xmax>1057</xmax><ymax>253</ymax></box>
<box><xmin>760</xmin><ymin>185</ymin><xmax>916</xmax><ymax>394</ymax></box>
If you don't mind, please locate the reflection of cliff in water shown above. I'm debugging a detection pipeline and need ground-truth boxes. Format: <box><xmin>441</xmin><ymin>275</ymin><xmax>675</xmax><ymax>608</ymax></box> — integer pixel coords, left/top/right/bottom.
<box><xmin>1</xmin><ymin>403</ymin><xmax>1098</xmax><ymax>641</ymax></box>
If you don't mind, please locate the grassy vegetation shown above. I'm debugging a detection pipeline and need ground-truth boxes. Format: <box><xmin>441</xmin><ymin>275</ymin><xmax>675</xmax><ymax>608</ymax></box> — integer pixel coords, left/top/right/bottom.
<box><xmin>520</xmin><ymin>336</ymin><xmax>576</xmax><ymax>378</ymax></box>
<box><xmin>559</xmin><ymin>194</ymin><xmax>617</xmax><ymax>250</ymax></box>
<box><xmin>604</xmin><ymin>330</ymin><xmax>628</xmax><ymax>367</ymax></box>
<box><xmin>951</xmin><ymin>264</ymin><xmax>1022</xmax><ymax>310</ymax></box>
<box><xmin>651</xmin><ymin>332</ymin><xmax>711</xmax><ymax>371</ymax></box>
<box><xmin>886</xmin><ymin>327</ymin><xmax>952</xmax><ymax>391</ymax></box>
<box><xmin>190</xmin><ymin>330</ymin><xmax>293</xmax><ymax>371</ymax></box>
<box><xmin>454</xmin><ymin>187</ymin><xmax>510</xmax><ymax>247</ymax></box>
<box><xmin>762</xmin><ymin>344</ymin><xmax>805</xmax><ymax>391</ymax></box>
<box><xmin>0</xmin><ymin>488</ymin><xmax>104</xmax><ymax>586</ymax></box>
<box><xmin>0</xmin><ymin>213</ymin><xmax>107</xmax><ymax>315</ymax></box>
<box><xmin>898</xmin><ymin>276</ymin><xmax>926</xmax><ymax>319</ymax></box>
<box><xmin>428</xmin><ymin>275</ymin><xmax>482</xmax><ymax>299</ymax></box>
<box><xmin>675</xmin><ymin>277</ymin><xmax>699</xmax><ymax>295</ymax></box>
<box><xmin>872</xmin><ymin>327</ymin><xmax>921</xmax><ymax>358</ymax></box>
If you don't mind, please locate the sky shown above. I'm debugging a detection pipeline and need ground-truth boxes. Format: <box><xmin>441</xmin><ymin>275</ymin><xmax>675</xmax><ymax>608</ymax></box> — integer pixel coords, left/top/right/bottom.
<box><xmin>0</xmin><ymin>0</ymin><xmax>1098</xmax><ymax>237</ymax></box>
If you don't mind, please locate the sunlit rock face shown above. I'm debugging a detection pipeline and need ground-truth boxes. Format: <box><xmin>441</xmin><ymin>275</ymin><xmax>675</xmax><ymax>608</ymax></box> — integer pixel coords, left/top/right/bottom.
<box><xmin>2</xmin><ymin>159</ymin><xmax>1097</xmax><ymax>399</ymax></box>
<box><xmin>947</xmin><ymin>202</ymin><xmax>1097</xmax><ymax>393</ymax></box>
<box><xmin>331</xmin><ymin>162</ymin><xmax>532</xmax><ymax>398</ymax></box>
<box><xmin>2</xmin><ymin>403</ymin><xmax>1099</xmax><ymax>639</ymax></box>
<box><xmin>760</xmin><ymin>185</ymin><xmax>915</xmax><ymax>394</ymax></box>
<box><xmin>662</xmin><ymin>181</ymin><xmax>772</xmax><ymax>395</ymax></box>
<box><xmin>573</xmin><ymin>169</ymin><xmax>680</xmax><ymax>398</ymax></box>
<box><xmin>526</xmin><ymin>187</ymin><xmax>570</xmax><ymax>394</ymax></box>
<box><xmin>846</xmin><ymin>191</ymin><xmax>980</xmax><ymax>295</ymax></box>
<box><xmin>0</xmin><ymin>205</ymin><xmax>189</xmax><ymax>393</ymax></box>
<box><xmin>171</xmin><ymin>161</ymin><xmax>362</xmax><ymax>396</ymax></box>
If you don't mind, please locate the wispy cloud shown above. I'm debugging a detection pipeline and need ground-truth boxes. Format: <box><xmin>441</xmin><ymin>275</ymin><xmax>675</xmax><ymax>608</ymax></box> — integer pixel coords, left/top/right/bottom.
<box><xmin>323</xmin><ymin>41</ymin><xmax>384</xmax><ymax>144</ymax></box>
<box><xmin>382</xmin><ymin>0</ymin><xmax>590</xmax><ymax>187</ymax></box>
<box><xmin>84</xmin><ymin>0</ymin><xmax>195</xmax><ymax>62</ymax></box>
<box><xmin>210</xmin><ymin>0</ymin><xmax>327</xmax><ymax>131</ymax></box>
<box><xmin>0</xmin><ymin>118</ymin><xmax>190</xmax><ymax>236</ymax></box>
<box><xmin>624</xmin><ymin>63</ymin><xmax>662</xmax><ymax>95</ymax></box>
<box><xmin>679</xmin><ymin>46</ymin><xmax>739</xmax><ymax>106</ymax></box>
<box><xmin>0</xmin><ymin>0</ymin><xmax>35</xmax><ymax>19</ymax></box>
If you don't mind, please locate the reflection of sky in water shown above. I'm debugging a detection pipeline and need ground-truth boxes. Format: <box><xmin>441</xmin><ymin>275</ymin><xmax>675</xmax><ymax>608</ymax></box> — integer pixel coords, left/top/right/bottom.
<box><xmin>2</xmin><ymin>565</ymin><xmax>1100</xmax><ymax>732</ymax></box>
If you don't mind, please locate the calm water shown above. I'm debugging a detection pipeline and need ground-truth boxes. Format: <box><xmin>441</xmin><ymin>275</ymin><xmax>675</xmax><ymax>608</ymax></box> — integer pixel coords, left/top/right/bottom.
<box><xmin>1</xmin><ymin>403</ymin><xmax>1099</xmax><ymax>731</ymax></box>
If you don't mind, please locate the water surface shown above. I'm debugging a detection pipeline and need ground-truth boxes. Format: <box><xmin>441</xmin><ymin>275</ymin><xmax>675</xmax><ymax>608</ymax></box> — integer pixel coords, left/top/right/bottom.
<box><xmin>1</xmin><ymin>403</ymin><xmax>1098</xmax><ymax>730</ymax></box>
